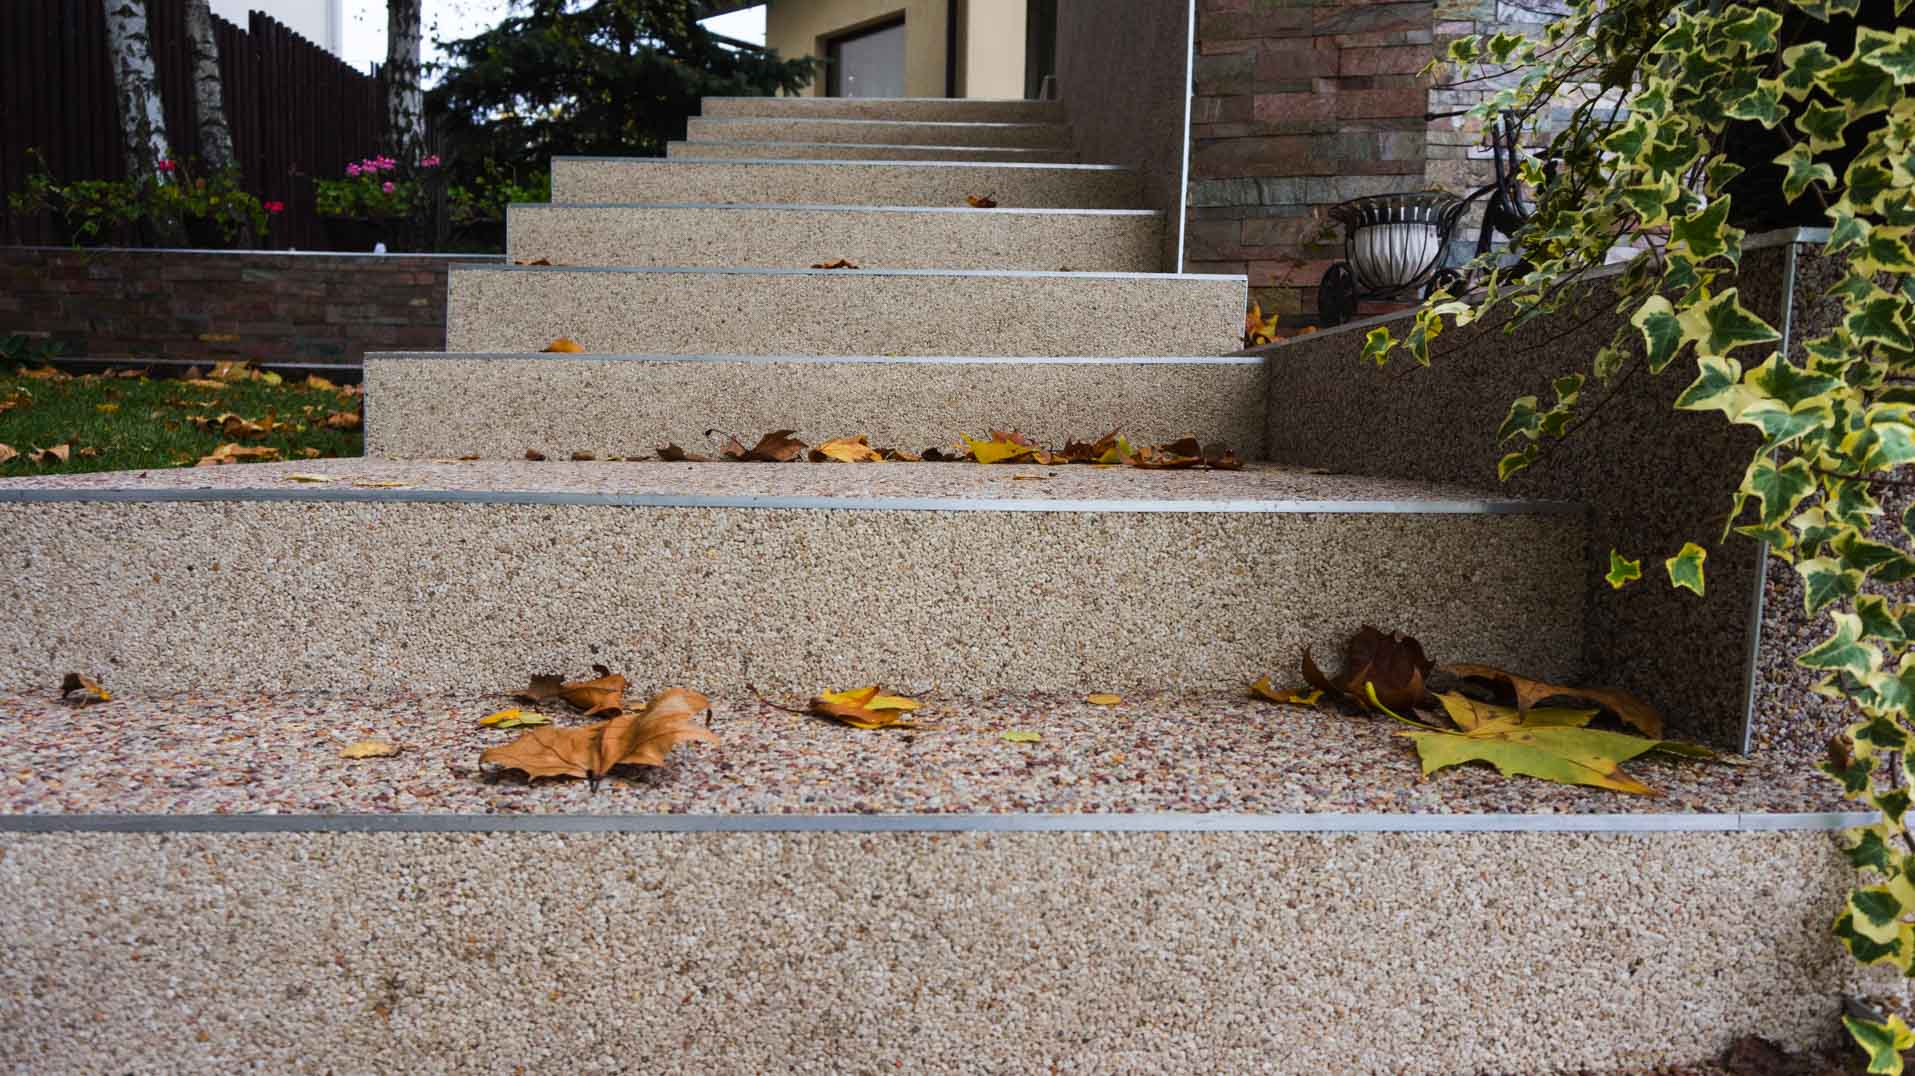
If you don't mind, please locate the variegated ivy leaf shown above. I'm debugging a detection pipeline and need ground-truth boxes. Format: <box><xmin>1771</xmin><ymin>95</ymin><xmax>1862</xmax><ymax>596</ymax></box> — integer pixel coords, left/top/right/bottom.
<box><xmin>1795</xmin><ymin>100</ymin><xmax>1851</xmax><ymax>154</ymax></box>
<box><xmin>1846</xmin><ymin>880</ymin><xmax>1914</xmax><ymax>946</ymax></box>
<box><xmin>1822</xmin><ymin>54</ymin><xmax>1900</xmax><ymax>119</ymax></box>
<box><xmin>1724</xmin><ymin>80</ymin><xmax>1785</xmax><ymax>127</ymax></box>
<box><xmin>1630</xmin><ymin>296</ymin><xmax>1685</xmax><ymax>373</ymax></box>
<box><xmin>1497</xmin><ymin>395</ymin><xmax>1540</xmax><ymax>443</ymax></box>
<box><xmin>1361</xmin><ymin>326</ymin><xmax>1395</xmax><ymax>366</ymax></box>
<box><xmin>1665</xmin><ymin>542</ymin><xmax>1707</xmax><ymax>596</ymax></box>
<box><xmin>1833</xmin><ymin>908</ymin><xmax>1909</xmax><ymax>971</ymax></box>
<box><xmin>1847</xmin><ymin>290</ymin><xmax>1915</xmax><ymax>352</ymax></box>
<box><xmin>1837</xmin><ymin>533</ymin><xmax>1915</xmax><ymax>581</ymax></box>
<box><xmin>1604</xmin><ymin>550</ymin><xmax>1642</xmax><ymax>589</ymax></box>
<box><xmin>1801</xmin><ymin>612</ymin><xmax>1878</xmax><ymax>683</ymax></box>
<box><xmin>1746</xmin><ymin>354</ymin><xmax>1844</xmax><ymax>408</ymax></box>
<box><xmin>1675</xmin><ymin>288</ymin><xmax>1781</xmax><ymax>357</ymax></box>
<box><xmin>1743</xmin><ymin>456</ymin><xmax>1818</xmax><ymax>526</ymax></box>
<box><xmin>1856</xmin><ymin>26</ymin><xmax>1915</xmax><ymax>85</ymax></box>
<box><xmin>1497</xmin><ymin>445</ymin><xmax>1537</xmax><ymax>482</ymax></box>
<box><xmin>1719</xmin><ymin>5</ymin><xmax>1782</xmax><ymax>55</ymax></box>
<box><xmin>1780</xmin><ymin>41</ymin><xmax>1841</xmax><ymax>100</ymax></box>
<box><xmin>1857</xmin><ymin>226</ymin><xmax>1915</xmax><ymax>274</ymax></box>
<box><xmin>1798</xmin><ymin>556</ymin><xmax>1864</xmax><ymax>615</ymax></box>
<box><xmin>1774</xmin><ymin>143</ymin><xmax>1837</xmax><ymax>203</ymax></box>
<box><xmin>1846</xmin><ymin>825</ymin><xmax>1900</xmax><ymax>874</ymax></box>
<box><xmin>1668</xmin><ymin>198</ymin><xmax>1742</xmax><ymax>264</ymax></box>
<box><xmin>1846</xmin><ymin>154</ymin><xmax>1898</xmax><ymax>214</ymax></box>
<box><xmin>1674</xmin><ymin>355</ymin><xmax>1755</xmax><ymax>417</ymax></box>
<box><xmin>1843</xmin><ymin>1012</ymin><xmax>1915</xmax><ymax>1073</ymax></box>
<box><xmin>1857</xmin><ymin>595</ymin><xmax>1910</xmax><ymax>645</ymax></box>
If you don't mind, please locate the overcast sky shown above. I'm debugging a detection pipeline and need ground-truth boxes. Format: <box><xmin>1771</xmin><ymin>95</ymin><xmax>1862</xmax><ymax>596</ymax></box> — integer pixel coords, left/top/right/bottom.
<box><xmin>339</xmin><ymin>1</ymin><xmax>768</xmax><ymax>76</ymax></box>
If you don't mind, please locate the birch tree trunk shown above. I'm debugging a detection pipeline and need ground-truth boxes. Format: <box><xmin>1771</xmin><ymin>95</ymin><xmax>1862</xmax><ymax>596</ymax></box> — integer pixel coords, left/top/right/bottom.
<box><xmin>103</xmin><ymin>0</ymin><xmax>171</xmax><ymax>179</ymax></box>
<box><xmin>385</xmin><ymin>0</ymin><xmax>425</xmax><ymax>161</ymax></box>
<box><xmin>183</xmin><ymin>0</ymin><xmax>234</xmax><ymax>170</ymax></box>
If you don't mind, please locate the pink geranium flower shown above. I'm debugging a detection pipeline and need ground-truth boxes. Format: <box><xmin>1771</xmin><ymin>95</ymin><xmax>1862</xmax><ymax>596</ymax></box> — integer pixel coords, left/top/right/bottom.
<box><xmin>420</xmin><ymin>155</ymin><xmax>441</xmax><ymax>168</ymax></box>
<box><xmin>381</xmin><ymin>181</ymin><xmax>395</xmax><ymax>193</ymax></box>
<box><xmin>157</xmin><ymin>159</ymin><xmax>176</xmax><ymax>173</ymax></box>
<box><xmin>264</xmin><ymin>201</ymin><xmax>285</xmax><ymax>214</ymax></box>
<box><xmin>347</xmin><ymin>163</ymin><xmax>362</xmax><ymax>177</ymax></box>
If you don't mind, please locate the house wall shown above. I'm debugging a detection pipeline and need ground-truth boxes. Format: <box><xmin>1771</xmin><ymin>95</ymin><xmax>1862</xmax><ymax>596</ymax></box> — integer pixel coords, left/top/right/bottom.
<box><xmin>957</xmin><ymin>0</ymin><xmax>1027</xmax><ymax>98</ymax></box>
<box><xmin>1053</xmin><ymin>0</ymin><xmax>1189</xmax><ymax>272</ymax></box>
<box><xmin>0</xmin><ymin>247</ymin><xmax>494</xmax><ymax>364</ymax></box>
<box><xmin>208</xmin><ymin>0</ymin><xmax>342</xmax><ymax>55</ymax></box>
<box><xmin>767</xmin><ymin>0</ymin><xmax>952</xmax><ymax>97</ymax></box>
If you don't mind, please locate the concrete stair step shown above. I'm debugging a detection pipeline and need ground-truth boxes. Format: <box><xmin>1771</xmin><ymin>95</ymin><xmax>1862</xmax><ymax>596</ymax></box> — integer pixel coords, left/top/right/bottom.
<box><xmin>686</xmin><ymin>115</ymin><xmax>1073</xmax><ymax>148</ymax></box>
<box><xmin>505</xmin><ymin>203</ymin><xmax>1162</xmax><ymax>271</ymax></box>
<box><xmin>666</xmin><ymin>139</ymin><xmax>1080</xmax><ymax>162</ymax></box>
<box><xmin>0</xmin><ymin>811</ymin><xmax>1878</xmax><ymax>1072</ymax></box>
<box><xmin>701</xmin><ymin>95</ymin><xmax>1063</xmax><ymax>124</ymax></box>
<box><xmin>550</xmin><ymin>157</ymin><xmax>1139</xmax><ymax>209</ymax></box>
<box><xmin>444</xmin><ymin>265</ymin><xmax>1243</xmax><ymax>356</ymax></box>
<box><xmin>362</xmin><ymin>353</ymin><xmax>1264</xmax><ymax>459</ymax></box>
<box><xmin>0</xmin><ymin>460</ymin><xmax>1585</xmax><ymax>698</ymax></box>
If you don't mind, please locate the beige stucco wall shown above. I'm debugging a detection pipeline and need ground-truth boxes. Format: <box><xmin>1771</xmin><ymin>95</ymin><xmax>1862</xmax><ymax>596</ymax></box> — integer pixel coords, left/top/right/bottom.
<box><xmin>958</xmin><ymin>0</ymin><xmax>1027</xmax><ymax>97</ymax></box>
<box><xmin>767</xmin><ymin>0</ymin><xmax>952</xmax><ymax>98</ymax></box>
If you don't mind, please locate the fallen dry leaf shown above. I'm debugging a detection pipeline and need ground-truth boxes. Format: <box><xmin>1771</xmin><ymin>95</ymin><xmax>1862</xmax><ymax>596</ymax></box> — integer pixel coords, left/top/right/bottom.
<box><xmin>1127</xmin><ymin>437</ymin><xmax>1205</xmax><ymax>470</ymax></box>
<box><xmin>351</xmin><ymin>480</ymin><xmax>414</xmax><ymax>489</ymax></box>
<box><xmin>60</xmin><ymin>673</ymin><xmax>111</xmax><ymax>706</ymax></box>
<box><xmin>806</xmin><ymin>685</ymin><xmax>923</xmax><ymax>730</ymax></box>
<box><xmin>1086</xmin><ymin>693</ymin><xmax>1122</xmax><ymax>706</ymax></box>
<box><xmin>339</xmin><ymin>740</ymin><xmax>400</xmax><ymax>759</ymax></box>
<box><xmin>1398</xmin><ymin>693</ymin><xmax>1713</xmax><ymax>796</ymax></box>
<box><xmin>962</xmin><ymin>431</ymin><xmax>1040</xmax><ymax>465</ymax></box>
<box><xmin>809</xmin><ymin>435</ymin><xmax>884</xmax><ymax>463</ymax></box>
<box><xmin>95</xmin><ymin>403</ymin><xmax>119</xmax><ymax>414</ymax></box>
<box><xmin>570</xmin><ymin>450</ymin><xmax>596</xmax><ymax>461</ymax></box>
<box><xmin>20</xmin><ymin>365</ymin><xmax>67</xmax><ymax>380</ymax></box>
<box><xmin>181</xmin><ymin>378</ymin><xmax>227</xmax><ymax>390</ymax></box>
<box><xmin>196</xmin><ymin>443</ymin><xmax>281</xmax><ymax>466</ymax></box>
<box><xmin>513</xmin><ymin>257</ymin><xmax>553</xmax><ymax>266</ymax></box>
<box><xmin>1244</xmin><ymin>302</ymin><xmax>1279</xmax><ymax>349</ymax></box>
<box><xmin>966</xmin><ymin>193</ymin><xmax>998</xmax><ymax>208</ymax></box>
<box><xmin>657</xmin><ymin>443</ymin><xmax>710</xmax><ymax>463</ymax></box>
<box><xmin>810</xmin><ymin>258</ymin><xmax>860</xmax><ymax>270</ymax></box>
<box><xmin>299</xmin><ymin>447</ymin><xmax>323</xmax><ymax>459</ymax></box>
<box><xmin>480</xmin><ymin>708</ymin><xmax>552</xmax><ymax>730</ymax></box>
<box><xmin>1302</xmin><ymin>625</ymin><xmax>1433</xmax><ymax>715</ymax></box>
<box><xmin>524</xmin><ymin>449</ymin><xmax>548</xmax><ymax>461</ymax></box>
<box><xmin>715</xmin><ymin>429</ymin><xmax>806</xmax><ymax>463</ymax></box>
<box><xmin>1249</xmin><ymin>677</ymin><xmax>1323</xmax><ymax>707</ymax></box>
<box><xmin>304</xmin><ymin>375</ymin><xmax>338</xmax><ymax>391</ymax></box>
<box><xmin>1443</xmin><ymin>663</ymin><xmax>1665</xmax><ymax>739</ymax></box>
<box><xmin>322</xmin><ymin>409</ymin><xmax>362</xmax><ymax>431</ymax></box>
<box><xmin>29</xmin><ymin>444</ymin><xmax>71</xmax><ymax>465</ymax></box>
<box><xmin>283</xmin><ymin>473</ymin><xmax>337</xmax><ymax>484</ymax></box>
<box><xmin>1002</xmin><ymin>730</ymin><xmax>1041</xmax><ymax>743</ymax></box>
<box><xmin>480</xmin><ymin>688</ymin><xmax>716</xmax><ymax>786</ymax></box>
<box><xmin>882</xmin><ymin>447</ymin><xmax>922</xmax><ymax>462</ymax></box>
<box><xmin>1203</xmin><ymin>443</ymin><xmax>1245</xmax><ymax>471</ymax></box>
<box><xmin>516</xmin><ymin>665</ymin><xmax>628</xmax><ymax>717</ymax></box>
<box><xmin>542</xmin><ymin>337</ymin><xmax>585</xmax><ymax>353</ymax></box>
<box><xmin>0</xmin><ymin>444</ymin><xmax>15</xmax><ymax>465</ymax></box>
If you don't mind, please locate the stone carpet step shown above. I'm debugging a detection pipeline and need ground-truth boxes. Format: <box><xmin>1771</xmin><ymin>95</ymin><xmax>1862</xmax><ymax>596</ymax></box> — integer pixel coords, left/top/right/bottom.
<box><xmin>0</xmin><ymin>461</ymin><xmax>1585</xmax><ymax>698</ymax></box>
<box><xmin>666</xmin><ymin>140</ymin><xmax>1079</xmax><ymax>162</ymax></box>
<box><xmin>685</xmin><ymin>115</ymin><xmax>1073</xmax><ymax>148</ymax></box>
<box><xmin>0</xmin><ymin>690</ymin><xmax>1842</xmax><ymax>817</ymax></box>
<box><xmin>549</xmin><ymin>157</ymin><xmax>1139</xmax><ymax>209</ymax></box>
<box><xmin>362</xmin><ymin>354</ymin><xmax>1263</xmax><ymax>459</ymax></box>
<box><xmin>701</xmin><ymin>95</ymin><xmax>1063</xmax><ymax>124</ymax></box>
<box><xmin>444</xmin><ymin>265</ymin><xmax>1242</xmax><ymax>356</ymax></box>
<box><xmin>504</xmin><ymin>203</ymin><xmax>1162</xmax><ymax>271</ymax></box>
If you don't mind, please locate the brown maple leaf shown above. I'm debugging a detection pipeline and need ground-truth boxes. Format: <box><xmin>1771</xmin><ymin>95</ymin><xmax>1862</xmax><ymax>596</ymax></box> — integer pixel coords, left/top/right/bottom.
<box><xmin>516</xmin><ymin>665</ymin><xmax>628</xmax><ymax>717</ymax></box>
<box><xmin>60</xmin><ymin>672</ymin><xmax>112</xmax><ymax>706</ymax></box>
<box><xmin>1444</xmin><ymin>663</ymin><xmax>1665</xmax><ymax>738</ymax></box>
<box><xmin>713</xmin><ymin>429</ymin><xmax>806</xmax><ymax>462</ymax></box>
<box><xmin>1302</xmin><ymin>625</ymin><xmax>1433</xmax><ymax>715</ymax></box>
<box><xmin>810</xmin><ymin>435</ymin><xmax>884</xmax><ymax>463</ymax></box>
<box><xmin>481</xmin><ymin>688</ymin><xmax>717</xmax><ymax>786</ymax></box>
<box><xmin>966</xmin><ymin>193</ymin><xmax>998</xmax><ymax>208</ymax></box>
<box><xmin>810</xmin><ymin>258</ymin><xmax>860</xmax><ymax>270</ymax></box>
<box><xmin>657</xmin><ymin>443</ymin><xmax>711</xmax><ymax>463</ymax></box>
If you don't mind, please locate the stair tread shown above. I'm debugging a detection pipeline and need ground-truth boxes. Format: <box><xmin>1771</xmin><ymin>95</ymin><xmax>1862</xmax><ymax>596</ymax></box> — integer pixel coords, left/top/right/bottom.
<box><xmin>557</xmin><ymin>154</ymin><xmax>1129</xmax><ymax>171</ymax></box>
<box><xmin>0</xmin><ymin>460</ymin><xmax>1576</xmax><ymax>511</ymax></box>
<box><xmin>0</xmin><ymin>689</ymin><xmax>1834</xmax><ymax>819</ymax></box>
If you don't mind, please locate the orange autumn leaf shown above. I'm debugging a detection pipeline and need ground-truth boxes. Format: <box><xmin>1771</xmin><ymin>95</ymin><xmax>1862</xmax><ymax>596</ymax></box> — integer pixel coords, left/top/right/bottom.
<box><xmin>196</xmin><ymin>443</ymin><xmax>281</xmax><ymax>466</ymax></box>
<box><xmin>966</xmin><ymin>193</ymin><xmax>998</xmax><ymax>208</ymax></box>
<box><xmin>515</xmin><ymin>665</ymin><xmax>629</xmax><ymax>717</ymax></box>
<box><xmin>481</xmin><ymin>688</ymin><xmax>717</xmax><ymax>785</ymax></box>
<box><xmin>513</xmin><ymin>257</ymin><xmax>553</xmax><ymax>266</ymax></box>
<box><xmin>810</xmin><ymin>257</ymin><xmax>861</xmax><ymax>270</ymax></box>
<box><xmin>715</xmin><ymin>429</ymin><xmax>806</xmax><ymax>462</ymax></box>
<box><xmin>810</xmin><ymin>685</ymin><xmax>923</xmax><ymax>730</ymax></box>
<box><xmin>1444</xmin><ymin>663</ymin><xmax>1665</xmax><ymax>739</ymax></box>
<box><xmin>809</xmin><ymin>435</ymin><xmax>884</xmax><ymax>463</ymax></box>
<box><xmin>1243</xmin><ymin>302</ymin><xmax>1279</xmax><ymax>348</ymax></box>
<box><xmin>60</xmin><ymin>672</ymin><xmax>112</xmax><ymax>706</ymax></box>
<box><xmin>657</xmin><ymin>443</ymin><xmax>711</xmax><ymax>462</ymax></box>
<box><xmin>542</xmin><ymin>337</ymin><xmax>585</xmax><ymax>353</ymax></box>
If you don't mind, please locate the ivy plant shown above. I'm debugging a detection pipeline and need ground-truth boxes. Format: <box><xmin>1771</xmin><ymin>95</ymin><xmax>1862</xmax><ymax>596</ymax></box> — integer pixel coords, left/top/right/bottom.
<box><xmin>1365</xmin><ymin>0</ymin><xmax>1915</xmax><ymax>1062</ymax></box>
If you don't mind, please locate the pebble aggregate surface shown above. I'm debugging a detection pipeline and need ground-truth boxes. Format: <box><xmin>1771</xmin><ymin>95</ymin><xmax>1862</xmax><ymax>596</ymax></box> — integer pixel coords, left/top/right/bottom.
<box><xmin>0</xmin><ymin>688</ymin><xmax>1842</xmax><ymax>817</ymax></box>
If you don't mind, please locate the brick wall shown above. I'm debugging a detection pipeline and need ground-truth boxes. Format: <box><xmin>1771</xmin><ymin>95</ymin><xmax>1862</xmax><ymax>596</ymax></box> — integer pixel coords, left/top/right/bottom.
<box><xmin>1188</xmin><ymin>0</ymin><xmax>1440</xmax><ymax>323</ymax></box>
<box><xmin>0</xmin><ymin>248</ymin><xmax>501</xmax><ymax>362</ymax></box>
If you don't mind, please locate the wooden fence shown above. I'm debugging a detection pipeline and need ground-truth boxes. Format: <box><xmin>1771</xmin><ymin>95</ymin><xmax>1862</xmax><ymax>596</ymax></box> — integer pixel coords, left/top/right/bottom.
<box><xmin>2</xmin><ymin>0</ymin><xmax>393</xmax><ymax>249</ymax></box>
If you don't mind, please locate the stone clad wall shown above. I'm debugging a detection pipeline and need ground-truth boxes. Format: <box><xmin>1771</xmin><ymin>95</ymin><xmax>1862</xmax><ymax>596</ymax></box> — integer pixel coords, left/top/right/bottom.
<box><xmin>0</xmin><ymin>247</ymin><xmax>502</xmax><ymax>363</ymax></box>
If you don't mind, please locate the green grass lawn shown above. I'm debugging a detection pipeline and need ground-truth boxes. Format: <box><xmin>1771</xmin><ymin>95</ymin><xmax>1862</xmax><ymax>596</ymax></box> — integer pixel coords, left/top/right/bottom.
<box><xmin>0</xmin><ymin>364</ymin><xmax>363</xmax><ymax>476</ymax></box>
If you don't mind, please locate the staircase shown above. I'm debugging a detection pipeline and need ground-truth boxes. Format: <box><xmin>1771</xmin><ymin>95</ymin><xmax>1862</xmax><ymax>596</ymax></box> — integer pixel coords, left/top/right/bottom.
<box><xmin>0</xmin><ymin>97</ymin><xmax>1894</xmax><ymax>1072</ymax></box>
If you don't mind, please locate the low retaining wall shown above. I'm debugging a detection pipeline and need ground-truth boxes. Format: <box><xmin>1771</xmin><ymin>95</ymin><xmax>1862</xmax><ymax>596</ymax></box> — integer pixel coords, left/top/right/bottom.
<box><xmin>1259</xmin><ymin>228</ymin><xmax>1836</xmax><ymax>753</ymax></box>
<box><xmin>0</xmin><ymin>247</ymin><xmax>505</xmax><ymax>363</ymax></box>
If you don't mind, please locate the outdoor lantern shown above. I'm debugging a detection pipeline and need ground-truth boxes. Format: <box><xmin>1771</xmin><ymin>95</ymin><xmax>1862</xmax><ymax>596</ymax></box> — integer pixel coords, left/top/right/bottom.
<box><xmin>1318</xmin><ymin>191</ymin><xmax>1468</xmax><ymax>327</ymax></box>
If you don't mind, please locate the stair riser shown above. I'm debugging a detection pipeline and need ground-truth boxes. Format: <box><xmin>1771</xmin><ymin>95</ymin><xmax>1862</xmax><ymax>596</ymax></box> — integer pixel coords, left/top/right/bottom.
<box><xmin>667</xmin><ymin>141</ymin><xmax>1079</xmax><ymax>162</ymax></box>
<box><xmin>445</xmin><ymin>268</ymin><xmax>1243</xmax><ymax>356</ymax></box>
<box><xmin>702</xmin><ymin>96</ymin><xmax>1063</xmax><ymax>123</ymax></box>
<box><xmin>0</xmin><ymin>829</ymin><xmax>1882</xmax><ymax>1072</ymax></box>
<box><xmin>686</xmin><ymin>116</ymin><xmax>1072</xmax><ymax>148</ymax></box>
<box><xmin>362</xmin><ymin>357</ymin><xmax>1265</xmax><ymax>459</ymax></box>
<box><xmin>549</xmin><ymin>159</ymin><xmax>1139</xmax><ymax>210</ymax></box>
<box><xmin>505</xmin><ymin>205</ymin><xmax>1162</xmax><ymax>272</ymax></box>
<box><xmin>0</xmin><ymin>501</ymin><xmax>1583</xmax><ymax>695</ymax></box>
